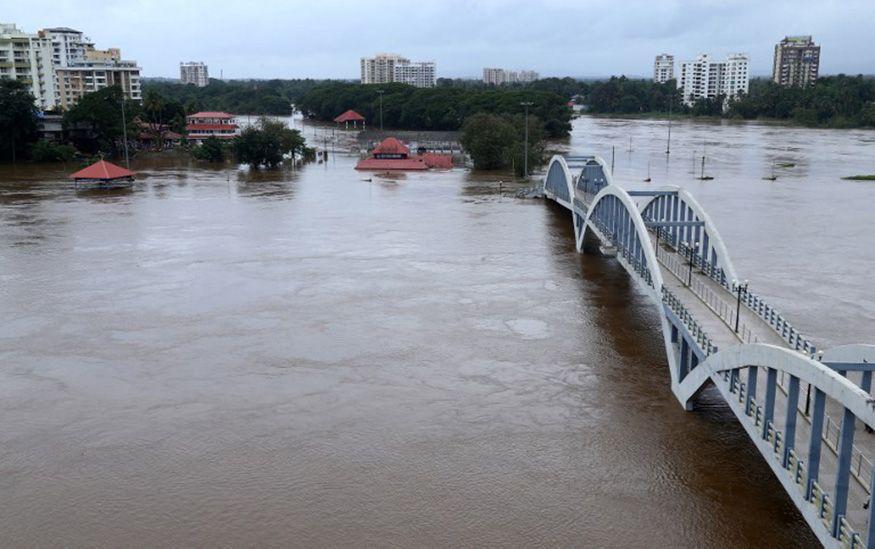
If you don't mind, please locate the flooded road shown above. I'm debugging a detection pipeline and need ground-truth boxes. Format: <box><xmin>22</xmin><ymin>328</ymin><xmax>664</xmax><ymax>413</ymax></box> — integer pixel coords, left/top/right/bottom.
<box><xmin>1</xmin><ymin>115</ymin><xmax>871</xmax><ymax>547</ymax></box>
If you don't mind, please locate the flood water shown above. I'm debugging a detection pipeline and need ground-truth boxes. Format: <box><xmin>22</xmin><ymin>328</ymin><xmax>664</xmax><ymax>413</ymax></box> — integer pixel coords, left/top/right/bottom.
<box><xmin>1</xmin><ymin>115</ymin><xmax>872</xmax><ymax>547</ymax></box>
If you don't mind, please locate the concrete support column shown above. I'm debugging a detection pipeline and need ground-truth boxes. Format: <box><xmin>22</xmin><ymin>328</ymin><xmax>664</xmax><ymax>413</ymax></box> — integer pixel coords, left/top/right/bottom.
<box><xmin>832</xmin><ymin>407</ymin><xmax>856</xmax><ymax>538</ymax></box>
<box><xmin>806</xmin><ymin>388</ymin><xmax>826</xmax><ymax>499</ymax></box>
<box><xmin>783</xmin><ymin>375</ymin><xmax>800</xmax><ymax>468</ymax></box>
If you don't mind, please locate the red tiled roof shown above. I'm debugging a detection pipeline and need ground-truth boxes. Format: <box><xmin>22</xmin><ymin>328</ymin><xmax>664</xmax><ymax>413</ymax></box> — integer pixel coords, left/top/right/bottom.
<box><xmin>69</xmin><ymin>160</ymin><xmax>135</xmax><ymax>180</ymax></box>
<box><xmin>373</xmin><ymin>137</ymin><xmax>409</xmax><ymax>156</ymax></box>
<box><xmin>334</xmin><ymin>109</ymin><xmax>365</xmax><ymax>123</ymax></box>
<box><xmin>422</xmin><ymin>153</ymin><xmax>453</xmax><ymax>169</ymax></box>
<box><xmin>186</xmin><ymin>124</ymin><xmax>239</xmax><ymax>131</ymax></box>
<box><xmin>187</xmin><ymin>111</ymin><xmax>234</xmax><ymax>119</ymax></box>
<box><xmin>355</xmin><ymin>157</ymin><xmax>429</xmax><ymax>171</ymax></box>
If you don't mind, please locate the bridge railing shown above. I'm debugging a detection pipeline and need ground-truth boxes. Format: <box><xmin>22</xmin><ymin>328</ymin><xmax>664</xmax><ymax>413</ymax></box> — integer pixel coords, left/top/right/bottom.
<box><xmin>655</xmin><ymin>230</ymin><xmax>819</xmax><ymax>358</ymax></box>
<box><xmin>727</xmin><ymin>369</ymin><xmax>866</xmax><ymax>547</ymax></box>
<box><xmin>589</xmin><ymin>214</ymin><xmax>654</xmax><ymax>288</ymax></box>
<box><xmin>661</xmin><ymin>286</ymin><xmax>719</xmax><ymax>356</ymax></box>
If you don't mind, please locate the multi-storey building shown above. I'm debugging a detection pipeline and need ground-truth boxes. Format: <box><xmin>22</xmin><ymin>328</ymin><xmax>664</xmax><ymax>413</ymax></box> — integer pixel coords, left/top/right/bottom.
<box><xmin>653</xmin><ymin>54</ymin><xmax>674</xmax><ymax>83</ymax></box>
<box><xmin>0</xmin><ymin>23</ymin><xmax>58</xmax><ymax>111</ymax></box>
<box><xmin>185</xmin><ymin>111</ymin><xmax>238</xmax><ymax>144</ymax></box>
<box><xmin>1</xmin><ymin>23</ymin><xmax>141</xmax><ymax>110</ymax></box>
<box><xmin>482</xmin><ymin>67</ymin><xmax>539</xmax><ymax>85</ymax></box>
<box><xmin>41</xmin><ymin>27</ymin><xmax>92</xmax><ymax>68</ymax></box>
<box><xmin>773</xmin><ymin>35</ymin><xmax>820</xmax><ymax>88</ymax></box>
<box><xmin>180</xmin><ymin>61</ymin><xmax>209</xmax><ymax>87</ymax></box>
<box><xmin>393</xmin><ymin>61</ymin><xmax>435</xmax><ymax>88</ymax></box>
<box><xmin>678</xmin><ymin>53</ymin><xmax>749</xmax><ymax>107</ymax></box>
<box><xmin>361</xmin><ymin>53</ymin><xmax>436</xmax><ymax>87</ymax></box>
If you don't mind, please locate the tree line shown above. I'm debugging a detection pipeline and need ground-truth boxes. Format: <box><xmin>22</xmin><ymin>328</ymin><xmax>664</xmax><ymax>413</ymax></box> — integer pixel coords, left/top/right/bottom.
<box><xmin>297</xmin><ymin>82</ymin><xmax>573</xmax><ymax>138</ymax></box>
<box><xmin>141</xmin><ymin>78</ymin><xmax>330</xmax><ymax>116</ymax></box>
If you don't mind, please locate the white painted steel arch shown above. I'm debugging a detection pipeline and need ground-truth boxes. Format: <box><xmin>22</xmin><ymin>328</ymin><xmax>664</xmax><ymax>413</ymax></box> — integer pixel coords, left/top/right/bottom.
<box><xmin>543</xmin><ymin>155</ymin><xmax>575</xmax><ymax>211</ymax></box>
<box><xmin>580</xmin><ymin>184</ymin><xmax>665</xmax><ymax>299</ymax></box>
<box><xmin>678</xmin><ymin>344</ymin><xmax>875</xmax><ymax>425</ymax></box>
<box><xmin>638</xmin><ymin>185</ymin><xmax>739</xmax><ymax>284</ymax></box>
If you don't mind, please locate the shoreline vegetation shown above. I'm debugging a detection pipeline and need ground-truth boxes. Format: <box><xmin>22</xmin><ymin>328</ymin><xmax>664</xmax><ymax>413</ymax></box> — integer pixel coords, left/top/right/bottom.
<box><xmin>3</xmin><ymin>74</ymin><xmax>874</xmax><ymax>168</ymax></box>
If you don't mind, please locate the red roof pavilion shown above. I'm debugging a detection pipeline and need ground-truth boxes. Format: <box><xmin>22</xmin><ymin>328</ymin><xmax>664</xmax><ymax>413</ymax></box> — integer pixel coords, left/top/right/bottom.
<box><xmin>333</xmin><ymin>110</ymin><xmax>366</xmax><ymax>123</ymax></box>
<box><xmin>69</xmin><ymin>160</ymin><xmax>135</xmax><ymax>181</ymax></box>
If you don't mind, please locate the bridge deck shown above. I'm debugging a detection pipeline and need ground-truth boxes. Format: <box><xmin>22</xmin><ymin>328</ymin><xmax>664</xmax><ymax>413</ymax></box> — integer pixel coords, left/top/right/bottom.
<box><xmin>652</xmin><ymin>235</ymin><xmax>875</xmax><ymax>533</ymax></box>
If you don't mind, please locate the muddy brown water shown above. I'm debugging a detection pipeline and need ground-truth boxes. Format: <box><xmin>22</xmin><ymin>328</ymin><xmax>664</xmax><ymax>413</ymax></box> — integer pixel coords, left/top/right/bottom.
<box><xmin>2</xmin><ymin>115</ymin><xmax>873</xmax><ymax>547</ymax></box>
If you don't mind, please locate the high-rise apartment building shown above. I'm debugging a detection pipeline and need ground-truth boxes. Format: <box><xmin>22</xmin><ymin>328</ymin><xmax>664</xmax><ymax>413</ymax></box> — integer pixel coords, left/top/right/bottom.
<box><xmin>678</xmin><ymin>53</ymin><xmax>749</xmax><ymax>107</ymax></box>
<box><xmin>482</xmin><ymin>67</ymin><xmax>539</xmax><ymax>85</ymax></box>
<box><xmin>0</xmin><ymin>22</ymin><xmax>141</xmax><ymax>110</ymax></box>
<box><xmin>180</xmin><ymin>61</ymin><xmax>209</xmax><ymax>87</ymax></box>
<box><xmin>360</xmin><ymin>53</ymin><xmax>436</xmax><ymax>87</ymax></box>
<box><xmin>393</xmin><ymin>61</ymin><xmax>436</xmax><ymax>88</ymax></box>
<box><xmin>773</xmin><ymin>35</ymin><xmax>820</xmax><ymax>88</ymax></box>
<box><xmin>0</xmin><ymin>23</ymin><xmax>58</xmax><ymax>111</ymax></box>
<box><xmin>653</xmin><ymin>54</ymin><xmax>674</xmax><ymax>83</ymax></box>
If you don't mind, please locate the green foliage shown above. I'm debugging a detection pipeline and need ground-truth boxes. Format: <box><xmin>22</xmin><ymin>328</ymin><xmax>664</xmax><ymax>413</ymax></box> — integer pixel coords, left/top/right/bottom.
<box><xmin>726</xmin><ymin>75</ymin><xmax>875</xmax><ymax>127</ymax></box>
<box><xmin>30</xmin><ymin>140</ymin><xmax>77</xmax><ymax>162</ymax></box>
<box><xmin>233</xmin><ymin>117</ymin><xmax>307</xmax><ymax>168</ymax></box>
<box><xmin>143</xmin><ymin>88</ymin><xmax>187</xmax><ymax>134</ymax></box>
<box><xmin>460</xmin><ymin>112</ymin><xmax>545</xmax><ymax>175</ymax></box>
<box><xmin>191</xmin><ymin>136</ymin><xmax>227</xmax><ymax>162</ymax></box>
<box><xmin>298</xmin><ymin>82</ymin><xmax>572</xmax><ymax>138</ymax></box>
<box><xmin>63</xmin><ymin>86</ymin><xmax>141</xmax><ymax>155</ymax></box>
<box><xmin>142</xmin><ymin>79</ymin><xmax>330</xmax><ymax>115</ymax></box>
<box><xmin>587</xmin><ymin>76</ymin><xmax>683</xmax><ymax>114</ymax></box>
<box><xmin>0</xmin><ymin>80</ymin><xmax>39</xmax><ymax>163</ymax></box>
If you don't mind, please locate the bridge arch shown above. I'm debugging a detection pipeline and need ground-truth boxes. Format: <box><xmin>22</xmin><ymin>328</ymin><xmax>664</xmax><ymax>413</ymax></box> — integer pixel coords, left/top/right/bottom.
<box><xmin>543</xmin><ymin>155</ymin><xmax>574</xmax><ymax>210</ymax></box>
<box><xmin>639</xmin><ymin>186</ymin><xmax>739</xmax><ymax>285</ymax></box>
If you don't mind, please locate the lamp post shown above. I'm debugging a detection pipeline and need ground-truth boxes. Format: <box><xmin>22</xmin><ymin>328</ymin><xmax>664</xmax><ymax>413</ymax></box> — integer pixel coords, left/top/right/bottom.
<box><xmin>733</xmin><ymin>279</ymin><xmax>749</xmax><ymax>333</ymax></box>
<box><xmin>520</xmin><ymin>101</ymin><xmax>533</xmax><ymax>179</ymax></box>
<box><xmin>685</xmin><ymin>240</ymin><xmax>700</xmax><ymax>286</ymax></box>
<box><xmin>377</xmin><ymin>90</ymin><xmax>384</xmax><ymax>131</ymax></box>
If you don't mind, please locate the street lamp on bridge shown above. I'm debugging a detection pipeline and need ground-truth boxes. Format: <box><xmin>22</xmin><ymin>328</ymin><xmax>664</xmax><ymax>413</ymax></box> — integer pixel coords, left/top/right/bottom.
<box><xmin>732</xmin><ymin>279</ymin><xmax>750</xmax><ymax>333</ymax></box>
<box><xmin>685</xmin><ymin>240</ymin><xmax>700</xmax><ymax>287</ymax></box>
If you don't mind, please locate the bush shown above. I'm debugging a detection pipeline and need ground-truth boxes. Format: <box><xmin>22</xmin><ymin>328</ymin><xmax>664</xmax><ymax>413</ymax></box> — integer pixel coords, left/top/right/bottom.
<box><xmin>30</xmin><ymin>140</ymin><xmax>77</xmax><ymax>162</ymax></box>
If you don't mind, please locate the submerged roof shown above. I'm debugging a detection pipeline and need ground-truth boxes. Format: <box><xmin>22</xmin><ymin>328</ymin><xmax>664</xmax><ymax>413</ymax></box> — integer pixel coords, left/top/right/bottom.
<box><xmin>334</xmin><ymin>109</ymin><xmax>365</xmax><ymax>123</ymax></box>
<box><xmin>69</xmin><ymin>160</ymin><xmax>135</xmax><ymax>180</ymax></box>
<box><xmin>373</xmin><ymin>137</ymin><xmax>409</xmax><ymax>156</ymax></box>
<box><xmin>187</xmin><ymin>111</ymin><xmax>235</xmax><ymax>119</ymax></box>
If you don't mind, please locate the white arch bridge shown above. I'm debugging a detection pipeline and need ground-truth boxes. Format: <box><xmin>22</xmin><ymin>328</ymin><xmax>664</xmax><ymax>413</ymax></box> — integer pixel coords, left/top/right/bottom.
<box><xmin>542</xmin><ymin>154</ymin><xmax>875</xmax><ymax>548</ymax></box>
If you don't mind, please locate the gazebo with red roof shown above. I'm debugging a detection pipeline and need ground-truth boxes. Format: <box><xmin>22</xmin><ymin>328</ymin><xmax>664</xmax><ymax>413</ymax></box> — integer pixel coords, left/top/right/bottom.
<box><xmin>69</xmin><ymin>160</ymin><xmax>135</xmax><ymax>187</ymax></box>
<box><xmin>333</xmin><ymin>109</ymin><xmax>366</xmax><ymax>130</ymax></box>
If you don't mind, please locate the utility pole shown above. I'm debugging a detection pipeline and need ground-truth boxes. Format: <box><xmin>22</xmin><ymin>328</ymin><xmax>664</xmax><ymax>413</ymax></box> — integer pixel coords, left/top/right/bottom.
<box><xmin>377</xmin><ymin>90</ymin><xmax>385</xmax><ymax>131</ymax></box>
<box><xmin>520</xmin><ymin>101</ymin><xmax>533</xmax><ymax>179</ymax></box>
<box><xmin>121</xmin><ymin>95</ymin><xmax>130</xmax><ymax>169</ymax></box>
<box><xmin>666</xmin><ymin>95</ymin><xmax>673</xmax><ymax>155</ymax></box>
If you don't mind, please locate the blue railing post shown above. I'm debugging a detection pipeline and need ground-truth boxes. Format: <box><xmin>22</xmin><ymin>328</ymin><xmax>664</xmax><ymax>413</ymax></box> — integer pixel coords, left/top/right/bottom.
<box><xmin>783</xmin><ymin>376</ymin><xmax>800</xmax><ymax>468</ymax></box>
<box><xmin>832</xmin><ymin>407</ymin><xmax>856</xmax><ymax>538</ymax></box>
<box><xmin>806</xmin><ymin>388</ymin><xmax>826</xmax><ymax>500</ymax></box>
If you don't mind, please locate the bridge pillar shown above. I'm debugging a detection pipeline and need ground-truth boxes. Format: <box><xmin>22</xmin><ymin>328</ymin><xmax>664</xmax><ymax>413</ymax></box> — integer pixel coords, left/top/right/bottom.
<box><xmin>679</xmin><ymin>338</ymin><xmax>690</xmax><ymax>381</ymax></box>
<box><xmin>806</xmin><ymin>388</ymin><xmax>826</xmax><ymax>500</ymax></box>
<box><xmin>745</xmin><ymin>366</ymin><xmax>758</xmax><ymax>416</ymax></box>
<box><xmin>783</xmin><ymin>375</ymin><xmax>800</xmax><ymax>468</ymax></box>
<box><xmin>832</xmin><ymin>407</ymin><xmax>857</xmax><ymax>538</ymax></box>
<box><xmin>762</xmin><ymin>368</ymin><xmax>777</xmax><ymax>440</ymax></box>
<box><xmin>866</xmin><ymin>462</ymin><xmax>875</xmax><ymax>549</ymax></box>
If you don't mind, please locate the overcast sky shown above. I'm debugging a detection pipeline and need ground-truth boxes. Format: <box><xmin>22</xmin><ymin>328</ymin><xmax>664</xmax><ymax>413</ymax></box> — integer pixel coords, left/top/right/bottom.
<box><xmin>5</xmin><ymin>0</ymin><xmax>873</xmax><ymax>79</ymax></box>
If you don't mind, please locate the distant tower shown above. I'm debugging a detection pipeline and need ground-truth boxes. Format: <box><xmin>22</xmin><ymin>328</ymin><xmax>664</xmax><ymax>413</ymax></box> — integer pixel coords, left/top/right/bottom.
<box><xmin>653</xmin><ymin>54</ymin><xmax>674</xmax><ymax>84</ymax></box>
<box><xmin>773</xmin><ymin>36</ymin><xmax>820</xmax><ymax>87</ymax></box>
<box><xmin>180</xmin><ymin>61</ymin><xmax>209</xmax><ymax>87</ymax></box>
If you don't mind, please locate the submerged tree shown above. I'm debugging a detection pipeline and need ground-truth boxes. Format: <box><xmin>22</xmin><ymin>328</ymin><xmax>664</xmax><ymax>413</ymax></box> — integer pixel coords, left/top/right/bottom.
<box><xmin>63</xmin><ymin>85</ymin><xmax>140</xmax><ymax>156</ymax></box>
<box><xmin>0</xmin><ymin>80</ymin><xmax>39</xmax><ymax>163</ymax></box>
<box><xmin>191</xmin><ymin>136</ymin><xmax>227</xmax><ymax>162</ymax></box>
<box><xmin>233</xmin><ymin>117</ymin><xmax>307</xmax><ymax>169</ymax></box>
